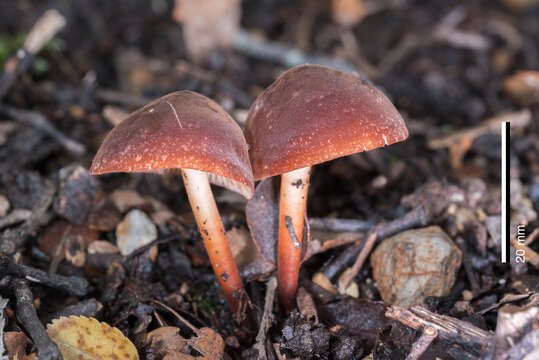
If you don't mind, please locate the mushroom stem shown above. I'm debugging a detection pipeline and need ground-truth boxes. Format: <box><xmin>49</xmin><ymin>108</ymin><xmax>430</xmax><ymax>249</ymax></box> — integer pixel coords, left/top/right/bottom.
<box><xmin>278</xmin><ymin>166</ymin><xmax>311</xmax><ymax>312</ymax></box>
<box><xmin>181</xmin><ymin>168</ymin><xmax>246</xmax><ymax>315</ymax></box>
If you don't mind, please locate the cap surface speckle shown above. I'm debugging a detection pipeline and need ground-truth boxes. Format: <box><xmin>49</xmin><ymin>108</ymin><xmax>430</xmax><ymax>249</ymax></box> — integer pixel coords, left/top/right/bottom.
<box><xmin>245</xmin><ymin>65</ymin><xmax>409</xmax><ymax>180</ymax></box>
<box><xmin>90</xmin><ymin>91</ymin><xmax>254</xmax><ymax>198</ymax></box>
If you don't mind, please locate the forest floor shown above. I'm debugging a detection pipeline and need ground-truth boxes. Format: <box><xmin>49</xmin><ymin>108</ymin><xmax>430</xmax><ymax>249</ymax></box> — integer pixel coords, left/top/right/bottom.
<box><xmin>0</xmin><ymin>0</ymin><xmax>538</xmax><ymax>359</ymax></box>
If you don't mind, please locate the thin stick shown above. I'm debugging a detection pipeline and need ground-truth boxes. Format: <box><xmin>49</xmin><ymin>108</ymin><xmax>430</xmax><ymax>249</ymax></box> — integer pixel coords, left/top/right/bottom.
<box><xmin>0</xmin><ymin>105</ymin><xmax>86</xmax><ymax>156</ymax></box>
<box><xmin>182</xmin><ymin>169</ymin><xmax>248</xmax><ymax>318</ymax></box>
<box><xmin>0</xmin><ymin>297</ymin><xmax>8</xmax><ymax>360</ymax></box>
<box><xmin>233</xmin><ymin>30</ymin><xmax>363</xmax><ymax>77</ymax></box>
<box><xmin>253</xmin><ymin>276</ymin><xmax>278</xmax><ymax>360</ymax></box>
<box><xmin>151</xmin><ymin>299</ymin><xmax>198</xmax><ymax>333</ymax></box>
<box><xmin>0</xmin><ymin>179</ymin><xmax>55</xmax><ymax>256</ymax></box>
<box><xmin>386</xmin><ymin>305</ymin><xmax>493</xmax><ymax>355</ymax></box>
<box><xmin>278</xmin><ymin>167</ymin><xmax>311</xmax><ymax>312</ymax></box>
<box><xmin>340</xmin><ymin>230</ymin><xmax>378</xmax><ymax>289</ymax></box>
<box><xmin>0</xmin><ymin>9</ymin><xmax>66</xmax><ymax>100</ymax></box>
<box><xmin>12</xmin><ymin>279</ymin><xmax>62</xmax><ymax>360</ymax></box>
<box><xmin>0</xmin><ymin>253</ymin><xmax>90</xmax><ymax>296</ymax></box>
<box><xmin>339</xmin><ymin>205</ymin><xmax>431</xmax><ymax>288</ymax></box>
<box><xmin>405</xmin><ymin>327</ymin><xmax>438</xmax><ymax>360</ymax></box>
<box><xmin>308</xmin><ymin>217</ymin><xmax>373</xmax><ymax>232</ymax></box>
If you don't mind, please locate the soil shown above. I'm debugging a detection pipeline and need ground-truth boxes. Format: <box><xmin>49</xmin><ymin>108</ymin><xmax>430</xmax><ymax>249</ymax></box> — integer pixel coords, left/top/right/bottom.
<box><xmin>0</xmin><ymin>0</ymin><xmax>537</xmax><ymax>359</ymax></box>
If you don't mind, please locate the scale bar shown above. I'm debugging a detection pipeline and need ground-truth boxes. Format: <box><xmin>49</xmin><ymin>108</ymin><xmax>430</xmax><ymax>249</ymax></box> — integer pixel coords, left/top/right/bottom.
<box><xmin>501</xmin><ymin>122</ymin><xmax>510</xmax><ymax>263</ymax></box>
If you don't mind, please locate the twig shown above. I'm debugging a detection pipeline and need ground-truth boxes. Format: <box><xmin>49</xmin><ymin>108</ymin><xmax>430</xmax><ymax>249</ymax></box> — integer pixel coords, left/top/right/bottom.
<box><xmin>406</xmin><ymin>327</ymin><xmax>438</xmax><ymax>360</ymax></box>
<box><xmin>339</xmin><ymin>205</ymin><xmax>431</xmax><ymax>288</ymax></box>
<box><xmin>510</xmin><ymin>236</ymin><xmax>539</xmax><ymax>268</ymax></box>
<box><xmin>340</xmin><ymin>230</ymin><xmax>378</xmax><ymax>289</ymax></box>
<box><xmin>0</xmin><ymin>209</ymin><xmax>32</xmax><ymax>230</ymax></box>
<box><xmin>376</xmin><ymin>6</ymin><xmax>490</xmax><ymax>76</ymax></box>
<box><xmin>95</xmin><ymin>88</ymin><xmax>153</xmax><ymax>108</ymax></box>
<box><xmin>0</xmin><ymin>179</ymin><xmax>55</xmax><ymax>256</ymax></box>
<box><xmin>0</xmin><ymin>105</ymin><xmax>86</xmax><ymax>156</ymax></box>
<box><xmin>0</xmin><ymin>9</ymin><xmax>66</xmax><ymax>100</ymax></box>
<box><xmin>175</xmin><ymin>61</ymin><xmax>254</xmax><ymax>108</ymax></box>
<box><xmin>455</xmin><ymin>237</ymin><xmax>480</xmax><ymax>295</ymax></box>
<box><xmin>308</xmin><ymin>217</ymin><xmax>373</xmax><ymax>232</ymax></box>
<box><xmin>428</xmin><ymin>110</ymin><xmax>531</xmax><ymax>168</ymax></box>
<box><xmin>48</xmin><ymin>298</ymin><xmax>103</xmax><ymax>322</ymax></box>
<box><xmin>151</xmin><ymin>299</ymin><xmax>198</xmax><ymax>333</ymax></box>
<box><xmin>233</xmin><ymin>29</ymin><xmax>365</xmax><ymax>78</ymax></box>
<box><xmin>386</xmin><ymin>305</ymin><xmax>494</xmax><ymax>356</ymax></box>
<box><xmin>253</xmin><ymin>276</ymin><xmax>277</xmax><ymax>360</ymax></box>
<box><xmin>0</xmin><ymin>297</ymin><xmax>8</xmax><ymax>360</ymax></box>
<box><xmin>11</xmin><ymin>279</ymin><xmax>62</xmax><ymax>360</ymax></box>
<box><xmin>525</xmin><ymin>228</ymin><xmax>539</xmax><ymax>246</ymax></box>
<box><xmin>0</xmin><ymin>253</ymin><xmax>89</xmax><ymax>296</ymax></box>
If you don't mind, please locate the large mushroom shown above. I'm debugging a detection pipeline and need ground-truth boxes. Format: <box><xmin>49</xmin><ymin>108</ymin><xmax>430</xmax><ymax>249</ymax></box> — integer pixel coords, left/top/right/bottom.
<box><xmin>90</xmin><ymin>91</ymin><xmax>253</xmax><ymax>315</ymax></box>
<box><xmin>245</xmin><ymin>65</ymin><xmax>409</xmax><ymax>311</ymax></box>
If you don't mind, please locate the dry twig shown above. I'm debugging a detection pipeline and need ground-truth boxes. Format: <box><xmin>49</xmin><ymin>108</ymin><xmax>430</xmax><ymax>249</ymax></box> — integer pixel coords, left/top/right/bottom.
<box><xmin>406</xmin><ymin>327</ymin><xmax>438</xmax><ymax>360</ymax></box>
<box><xmin>0</xmin><ymin>106</ymin><xmax>86</xmax><ymax>156</ymax></box>
<box><xmin>11</xmin><ymin>279</ymin><xmax>62</xmax><ymax>360</ymax></box>
<box><xmin>0</xmin><ymin>9</ymin><xmax>66</xmax><ymax>100</ymax></box>
<box><xmin>339</xmin><ymin>205</ymin><xmax>431</xmax><ymax>288</ymax></box>
<box><xmin>387</xmin><ymin>305</ymin><xmax>494</xmax><ymax>357</ymax></box>
<box><xmin>428</xmin><ymin>110</ymin><xmax>531</xmax><ymax>168</ymax></box>
<box><xmin>253</xmin><ymin>276</ymin><xmax>278</xmax><ymax>360</ymax></box>
<box><xmin>0</xmin><ymin>253</ymin><xmax>90</xmax><ymax>296</ymax></box>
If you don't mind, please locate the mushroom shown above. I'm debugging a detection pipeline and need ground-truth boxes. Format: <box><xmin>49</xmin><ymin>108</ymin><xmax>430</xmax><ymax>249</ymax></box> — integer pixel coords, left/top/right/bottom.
<box><xmin>90</xmin><ymin>91</ymin><xmax>254</xmax><ymax>315</ymax></box>
<box><xmin>245</xmin><ymin>65</ymin><xmax>409</xmax><ymax>311</ymax></box>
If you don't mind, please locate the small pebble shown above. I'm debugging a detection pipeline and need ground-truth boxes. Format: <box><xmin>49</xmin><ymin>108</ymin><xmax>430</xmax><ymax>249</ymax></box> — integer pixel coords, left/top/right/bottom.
<box><xmin>0</xmin><ymin>195</ymin><xmax>10</xmax><ymax>218</ymax></box>
<box><xmin>371</xmin><ymin>226</ymin><xmax>462</xmax><ymax>308</ymax></box>
<box><xmin>116</xmin><ymin>209</ymin><xmax>158</xmax><ymax>257</ymax></box>
<box><xmin>462</xmin><ymin>290</ymin><xmax>474</xmax><ymax>301</ymax></box>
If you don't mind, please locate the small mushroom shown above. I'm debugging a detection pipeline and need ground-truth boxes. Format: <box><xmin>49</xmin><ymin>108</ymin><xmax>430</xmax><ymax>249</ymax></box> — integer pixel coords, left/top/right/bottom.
<box><xmin>245</xmin><ymin>65</ymin><xmax>409</xmax><ymax>311</ymax></box>
<box><xmin>90</xmin><ymin>91</ymin><xmax>254</xmax><ymax>315</ymax></box>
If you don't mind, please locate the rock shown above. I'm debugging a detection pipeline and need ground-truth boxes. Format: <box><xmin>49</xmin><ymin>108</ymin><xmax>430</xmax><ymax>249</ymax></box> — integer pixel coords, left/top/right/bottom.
<box><xmin>0</xmin><ymin>194</ymin><xmax>9</xmax><ymax>218</ymax></box>
<box><xmin>110</xmin><ymin>190</ymin><xmax>146</xmax><ymax>213</ymax></box>
<box><xmin>371</xmin><ymin>226</ymin><xmax>462</xmax><ymax>308</ymax></box>
<box><xmin>54</xmin><ymin>165</ymin><xmax>100</xmax><ymax>225</ymax></box>
<box><xmin>116</xmin><ymin>209</ymin><xmax>157</xmax><ymax>258</ymax></box>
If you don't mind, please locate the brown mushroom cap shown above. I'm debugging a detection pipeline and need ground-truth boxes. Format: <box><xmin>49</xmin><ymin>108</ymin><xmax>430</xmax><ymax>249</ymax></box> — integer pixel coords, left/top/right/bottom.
<box><xmin>90</xmin><ymin>91</ymin><xmax>254</xmax><ymax>199</ymax></box>
<box><xmin>245</xmin><ymin>65</ymin><xmax>409</xmax><ymax>180</ymax></box>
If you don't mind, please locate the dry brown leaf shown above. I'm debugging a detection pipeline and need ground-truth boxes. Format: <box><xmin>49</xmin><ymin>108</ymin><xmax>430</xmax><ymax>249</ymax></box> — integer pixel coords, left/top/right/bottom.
<box><xmin>4</xmin><ymin>331</ymin><xmax>35</xmax><ymax>359</ymax></box>
<box><xmin>46</xmin><ymin>316</ymin><xmax>139</xmax><ymax>360</ymax></box>
<box><xmin>227</xmin><ymin>226</ymin><xmax>258</xmax><ymax>269</ymax></box>
<box><xmin>504</xmin><ymin>70</ymin><xmax>539</xmax><ymax>105</ymax></box>
<box><xmin>145</xmin><ymin>326</ymin><xmax>188</xmax><ymax>358</ymax></box>
<box><xmin>188</xmin><ymin>327</ymin><xmax>224</xmax><ymax>360</ymax></box>
<box><xmin>331</xmin><ymin>0</ymin><xmax>366</xmax><ymax>27</ymax></box>
<box><xmin>172</xmin><ymin>0</ymin><xmax>241</xmax><ymax>60</ymax></box>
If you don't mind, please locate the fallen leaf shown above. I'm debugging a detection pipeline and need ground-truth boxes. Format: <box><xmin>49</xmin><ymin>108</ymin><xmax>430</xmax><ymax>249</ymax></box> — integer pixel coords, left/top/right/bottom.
<box><xmin>504</xmin><ymin>70</ymin><xmax>539</xmax><ymax>105</ymax></box>
<box><xmin>188</xmin><ymin>327</ymin><xmax>225</xmax><ymax>360</ymax></box>
<box><xmin>110</xmin><ymin>190</ymin><xmax>147</xmax><ymax>213</ymax></box>
<box><xmin>172</xmin><ymin>0</ymin><xmax>241</xmax><ymax>60</ymax></box>
<box><xmin>244</xmin><ymin>178</ymin><xmax>278</xmax><ymax>280</ymax></box>
<box><xmin>46</xmin><ymin>316</ymin><xmax>139</xmax><ymax>360</ymax></box>
<box><xmin>145</xmin><ymin>326</ymin><xmax>188</xmax><ymax>358</ymax></box>
<box><xmin>3</xmin><ymin>331</ymin><xmax>34</xmax><ymax>360</ymax></box>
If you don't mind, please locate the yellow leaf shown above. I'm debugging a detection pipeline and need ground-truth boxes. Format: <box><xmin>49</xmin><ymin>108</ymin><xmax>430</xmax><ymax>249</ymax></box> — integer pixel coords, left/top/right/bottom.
<box><xmin>46</xmin><ymin>316</ymin><xmax>139</xmax><ymax>360</ymax></box>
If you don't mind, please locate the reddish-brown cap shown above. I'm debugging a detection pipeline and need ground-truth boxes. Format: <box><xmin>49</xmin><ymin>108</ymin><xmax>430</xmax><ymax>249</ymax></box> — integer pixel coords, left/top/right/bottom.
<box><xmin>245</xmin><ymin>65</ymin><xmax>409</xmax><ymax>180</ymax></box>
<box><xmin>90</xmin><ymin>91</ymin><xmax>254</xmax><ymax>199</ymax></box>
